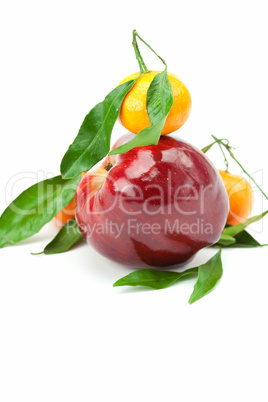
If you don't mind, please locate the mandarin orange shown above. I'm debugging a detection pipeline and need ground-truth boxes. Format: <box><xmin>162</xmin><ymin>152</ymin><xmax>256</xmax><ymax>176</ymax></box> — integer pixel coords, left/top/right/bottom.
<box><xmin>118</xmin><ymin>71</ymin><xmax>191</xmax><ymax>135</ymax></box>
<box><xmin>55</xmin><ymin>172</ymin><xmax>86</xmax><ymax>225</ymax></box>
<box><xmin>219</xmin><ymin>170</ymin><xmax>254</xmax><ymax>226</ymax></box>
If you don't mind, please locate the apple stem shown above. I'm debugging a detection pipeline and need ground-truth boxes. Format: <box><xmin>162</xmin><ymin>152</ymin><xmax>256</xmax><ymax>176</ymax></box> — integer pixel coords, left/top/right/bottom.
<box><xmin>211</xmin><ymin>135</ymin><xmax>268</xmax><ymax>201</ymax></box>
<box><xmin>132</xmin><ymin>30</ymin><xmax>168</xmax><ymax>74</ymax></box>
<box><xmin>104</xmin><ymin>162</ymin><xmax>113</xmax><ymax>172</ymax></box>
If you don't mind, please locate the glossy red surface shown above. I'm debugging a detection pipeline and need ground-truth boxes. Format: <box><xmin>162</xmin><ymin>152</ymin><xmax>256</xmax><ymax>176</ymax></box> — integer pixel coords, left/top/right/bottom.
<box><xmin>75</xmin><ymin>133</ymin><xmax>229</xmax><ymax>268</ymax></box>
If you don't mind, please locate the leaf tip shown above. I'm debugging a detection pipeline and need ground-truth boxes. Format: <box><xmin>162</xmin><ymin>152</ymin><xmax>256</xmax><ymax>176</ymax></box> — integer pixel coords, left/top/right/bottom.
<box><xmin>108</xmin><ymin>149</ymin><xmax>117</xmax><ymax>156</ymax></box>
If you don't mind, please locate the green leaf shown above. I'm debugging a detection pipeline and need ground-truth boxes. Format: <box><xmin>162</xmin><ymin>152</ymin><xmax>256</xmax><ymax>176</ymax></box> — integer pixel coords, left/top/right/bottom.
<box><xmin>109</xmin><ymin>117</ymin><xmax>166</xmax><ymax>155</ymax></box>
<box><xmin>60</xmin><ymin>80</ymin><xmax>137</xmax><ymax>179</ymax></box>
<box><xmin>0</xmin><ymin>175</ymin><xmax>80</xmax><ymax>248</ymax></box>
<box><xmin>215</xmin><ymin>219</ymin><xmax>267</xmax><ymax>248</ymax></box>
<box><xmin>146</xmin><ymin>69</ymin><xmax>174</xmax><ymax>124</ymax></box>
<box><xmin>201</xmin><ymin>141</ymin><xmax>215</xmax><ymax>153</ymax></box>
<box><xmin>223</xmin><ymin>210</ymin><xmax>268</xmax><ymax>238</ymax></box>
<box><xmin>216</xmin><ymin>234</ymin><xmax>236</xmax><ymax>246</ymax></box>
<box><xmin>201</xmin><ymin>137</ymin><xmax>228</xmax><ymax>153</ymax></box>
<box><xmin>33</xmin><ymin>218</ymin><xmax>83</xmax><ymax>255</ymax></box>
<box><xmin>113</xmin><ymin>267</ymin><xmax>198</xmax><ymax>290</ymax></box>
<box><xmin>110</xmin><ymin>70</ymin><xmax>173</xmax><ymax>155</ymax></box>
<box><xmin>114</xmin><ymin>250</ymin><xmax>223</xmax><ymax>304</ymax></box>
<box><xmin>188</xmin><ymin>249</ymin><xmax>223</xmax><ymax>304</ymax></box>
<box><xmin>229</xmin><ymin>230</ymin><xmax>264</xmax><ymax>248</ymax></box>
<box><xmin>201</xmin><ymin>141</ymin><xmax>217</xmax><ymax>154</ymax></box>
<box><xmin>216</xmin><ymin>226</ymin><xmax>266</xmax><ymax>248</ymax></box>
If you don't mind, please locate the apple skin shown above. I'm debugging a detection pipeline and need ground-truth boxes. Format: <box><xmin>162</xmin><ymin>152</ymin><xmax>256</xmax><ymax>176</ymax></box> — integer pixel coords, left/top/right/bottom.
<box><xmin>75</xmin><ymin>133</ymin><xmax>229</xmax><ymax>268</ymax></box>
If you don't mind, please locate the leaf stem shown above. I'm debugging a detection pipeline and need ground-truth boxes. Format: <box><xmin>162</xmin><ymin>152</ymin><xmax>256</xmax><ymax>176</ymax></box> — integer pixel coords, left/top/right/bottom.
<box><xmin>132</xmin><ymin>30</ymin><xmax>168</xmax><ymax>74</ymax></box>
<box><xmin>201</xmin><ymin>137</ymin><xmax>230</xmax><ymax>154</ymax></box>
<box><xmin>211</xmin><ymin>135</ymin><xmax>229</xmax><ymax>171</ymax></box>
<box><xmin>133</xmin><ymin>30</ymin><xmax>167</xmax><ymax>69</ymax></box>
<box><xmin>132</xmin><ymin>30</ymin><xmax>149</xmax><ymax>74</ymax></box>
<box><xmin>229</xmin><ymin>151</ymin><xmax>268</xmax><ymax>201</ymax></box>
<box><xmin>212</xmin><ymin>135</ymin><xmax>268</xmax><ymax>201</ymax></box>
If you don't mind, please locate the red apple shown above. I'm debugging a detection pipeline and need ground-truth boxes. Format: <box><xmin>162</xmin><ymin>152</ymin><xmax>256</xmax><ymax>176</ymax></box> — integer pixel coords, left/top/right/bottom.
<box><xmin>75</xmin><ymin>133</ymin><xmax>229</xmax><ymax>268</ymax></box>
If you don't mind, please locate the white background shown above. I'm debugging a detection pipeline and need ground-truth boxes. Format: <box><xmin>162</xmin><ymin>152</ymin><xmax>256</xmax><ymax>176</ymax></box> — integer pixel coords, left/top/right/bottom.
<box><xmin>1</xmin><ymin>1</ymin><xmax>268</xmax><ymax>401</ymax></box>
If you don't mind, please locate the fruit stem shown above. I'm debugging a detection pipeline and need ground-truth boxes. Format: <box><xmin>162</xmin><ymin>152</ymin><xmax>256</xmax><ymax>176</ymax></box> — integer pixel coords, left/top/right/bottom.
<box><xmin>201</xmin><ymin>138</ymin><xmax>230</xmax><ymax>154</ymax></box>
<box><xmin>133</xmin><ymin>30</ymin><xmax>167</xmax><ymax>69</ymax></box>
<box><xmin>104</xmin><ymin>162</ymin><xmax>113</xmax><ymax>172</ymax></box>
<box><xmin>211</xmin><ymin>135</ymin><xmax>268</xmax><ymax>201</ymax></box>
<box><xmin>212</xmin><ymin>135</ymin><xmax>229</xmax><ymax>171</ymax></box>
<box><xmin>132</xmin><ymin>30</ymin><xmax>168</xmax><ymax>74</ymax></box>
<box><xmin>132</xmin><ymin>30</ymin><xmax>149</xmax><ymax>73</ymax></box>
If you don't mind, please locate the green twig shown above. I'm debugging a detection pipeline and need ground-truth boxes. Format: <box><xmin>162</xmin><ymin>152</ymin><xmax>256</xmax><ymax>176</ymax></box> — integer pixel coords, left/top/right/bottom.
<box><xmin>212</xmin><ymin>135</ymin><xmax>229</xmax><ymax>171</ymax></box>
<box><xmin>133</xmin><ymin>30</ymin><xmax>167</xmax><ymax>68</ymax></box>
<box><xmin>201</xmin><ymin>137</ymin><xmax>230</xmax><ymax>153</ymax></box>
<box><xmin>212</xmin><ymin>135</ymin><xmax>268</xmax><ymax>201</ymax></box>
<box><xmin>132</xmin><ymin>30</ymin><xmax>168</xmax><ymax>74</ymax></box>
<box><xmin>132</xmin><ymin>30</ymin><xmax>148</xmax><ymax>73</ymax></box>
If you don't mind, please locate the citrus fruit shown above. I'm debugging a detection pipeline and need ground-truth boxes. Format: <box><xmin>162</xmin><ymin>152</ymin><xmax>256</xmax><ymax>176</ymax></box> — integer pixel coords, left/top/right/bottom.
<box><xmin>219</xmin><ymin>170</ymin><xmax>254</xmax><ymax>226</ymax></box>
<box><xmin>55</xmin><ymin>172</ymin><xmax>86</xmax><ymax>225</ymax></box>
<box><xmin>118</xmin><ymin>71</ymin><xmax>191</xmax><ymax>135</ymax></box>
<box><xmin>55</xmin><ymin>198</ymin><xmax>76</xmax><ymax>225</ymax></box>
